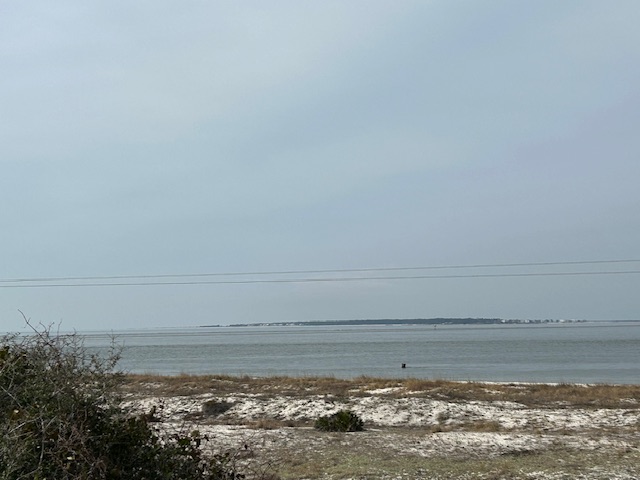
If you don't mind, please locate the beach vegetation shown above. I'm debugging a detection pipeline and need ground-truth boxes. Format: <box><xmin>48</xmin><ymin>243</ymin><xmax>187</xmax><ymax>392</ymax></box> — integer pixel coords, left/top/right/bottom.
<box><xmin>314</xmin><ymin>410</ymin><xmax>364</xmax><ymax>432</ymax></box>
<box><xmin>202</xmin><ymin>399</ymin><xmax>236</xmax><ymax>416</ymax></box>
<box><xmin>123</xmin><ymin>374</ymin><xmax>640</xmax><ymax>409</ymax></box>
<box><xmin>119</xmin><ymin>374</ymin><xmax>639</xmax><ymax>479</ymax></box>
<box><xmin>0</xmin><ymin>319</ymin><xmax>244</xmax><ymax>480</ymax></box>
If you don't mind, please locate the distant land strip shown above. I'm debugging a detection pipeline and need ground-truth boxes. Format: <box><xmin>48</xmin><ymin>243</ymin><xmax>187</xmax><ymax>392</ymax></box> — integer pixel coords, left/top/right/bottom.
<box><xmin>201</xmin><ymin>318</ymin><xmax>591</xmax><ymax>328</ymax></box>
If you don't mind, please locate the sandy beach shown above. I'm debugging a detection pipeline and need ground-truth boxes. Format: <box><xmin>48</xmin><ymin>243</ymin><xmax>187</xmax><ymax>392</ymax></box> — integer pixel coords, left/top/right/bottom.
<box><xmin>122</xmin><ymin>376</ymin><xmax>640</xmax><ymax>479</ymax></box>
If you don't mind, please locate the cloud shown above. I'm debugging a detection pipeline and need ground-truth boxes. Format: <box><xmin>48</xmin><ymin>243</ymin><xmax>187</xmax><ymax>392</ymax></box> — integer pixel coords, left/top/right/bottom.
<box><xmin>2</xmin><ymin>1</ymin><xmax>640</xmax><ymax>327</ymax></box>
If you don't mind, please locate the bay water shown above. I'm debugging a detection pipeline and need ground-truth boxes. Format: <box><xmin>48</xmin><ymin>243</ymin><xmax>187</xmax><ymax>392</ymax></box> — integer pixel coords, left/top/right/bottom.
<box><xmin>83</xmin><ymin>322</ymin><xmax>640</xmax><ymax>384</ymax></box>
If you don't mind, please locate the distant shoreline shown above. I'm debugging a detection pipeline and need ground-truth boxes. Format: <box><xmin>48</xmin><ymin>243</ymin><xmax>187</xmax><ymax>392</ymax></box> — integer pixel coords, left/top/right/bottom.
<box><xmin>200</xmin><ymin>317</ymin><xmax>591</xmax><ymax>328</ymax></box>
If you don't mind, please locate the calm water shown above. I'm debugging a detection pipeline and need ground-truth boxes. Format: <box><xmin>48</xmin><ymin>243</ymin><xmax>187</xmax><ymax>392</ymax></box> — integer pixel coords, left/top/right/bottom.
<box><xmin>82</xmin><ymin>322</ymin><xmax>640</xmax><ymax>384</ymax></box>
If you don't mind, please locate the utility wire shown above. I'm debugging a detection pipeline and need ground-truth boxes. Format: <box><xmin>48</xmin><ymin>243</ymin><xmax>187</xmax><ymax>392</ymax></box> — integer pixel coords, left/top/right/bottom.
<box><xmin>0</xmin><ymin>269</ymin><xmax>639</xmax><ymax>289</ymax></box>
<box><xmin>1</xmin><ymin>259</ymin><xmax>640</xmax><ymax>284</ymax></box>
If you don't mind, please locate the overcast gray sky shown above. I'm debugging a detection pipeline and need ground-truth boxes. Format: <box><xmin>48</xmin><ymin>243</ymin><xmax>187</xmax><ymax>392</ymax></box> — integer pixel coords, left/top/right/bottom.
<box><xmin>2</xmin><ymin>1</ymin><xmax>639</xmax><ymax>331</ymax></box>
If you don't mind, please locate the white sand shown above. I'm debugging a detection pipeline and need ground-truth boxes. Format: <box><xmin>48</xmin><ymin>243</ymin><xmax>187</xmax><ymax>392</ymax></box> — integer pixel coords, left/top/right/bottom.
<box><xmin>123</xmin><ymin>389</ymin><xmax>640</xmax><ymax>461</ymax></box>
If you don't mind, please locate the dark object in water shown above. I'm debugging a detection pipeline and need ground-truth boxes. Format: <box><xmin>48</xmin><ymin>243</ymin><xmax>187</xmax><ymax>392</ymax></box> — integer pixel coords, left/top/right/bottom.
<box><xmin>401</xmin><ymin>363</ymin><xmax>406</xmax><ymax>368</ymax></box>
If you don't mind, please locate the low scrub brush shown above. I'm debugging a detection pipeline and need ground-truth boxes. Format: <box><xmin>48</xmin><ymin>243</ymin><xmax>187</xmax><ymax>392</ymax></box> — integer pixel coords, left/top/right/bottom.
<box><xmin>0</xmin><ymin>315</ymin><xmax>244</xmax><ymax>480</ymax></box>
<box><xmin>314</xmin><ymin>410</ymin><xmax>364</xmax><ymax>432</ymax></box>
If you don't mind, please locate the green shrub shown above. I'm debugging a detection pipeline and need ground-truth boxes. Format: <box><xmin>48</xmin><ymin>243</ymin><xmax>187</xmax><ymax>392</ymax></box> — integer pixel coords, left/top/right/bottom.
<box><xmin>202</xmin><ymin>399</ymin><xmax>235</xmax><ymax>416</ymax></box>
<box><xmin>0</xmin><ymin>319</ymin><xmax>243</xmax><ymax>480</ymax></box>
<box><xmin>314</xmin><ymin>410</ymin><xmax>364</xmax><ymax>432</ymax></box>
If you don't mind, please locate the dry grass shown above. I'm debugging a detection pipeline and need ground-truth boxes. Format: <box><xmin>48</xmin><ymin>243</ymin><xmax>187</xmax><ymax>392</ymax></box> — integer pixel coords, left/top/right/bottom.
<box><xmin>266</xmin><ymin>436</ymin><xmax>640</xmax><ymax>480</ymax></box>
<box><xmin>400</xmin><ymin>378</ymin><xmax>640</xmax><ymax>408</ymax></box>
<box><xmin>121</xmin><ymin>374</ymin><xmax>640</xmax><ymax>479</ymax></box>
<box><xmin>122</xmin><ymin>374</ymin><xmax>640</xmax><ymax>409</ymax></box>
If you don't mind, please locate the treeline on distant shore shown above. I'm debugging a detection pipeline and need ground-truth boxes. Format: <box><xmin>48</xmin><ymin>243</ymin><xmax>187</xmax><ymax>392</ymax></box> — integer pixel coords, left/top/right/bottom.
<box><xmin>286</xmin><ymin>318</ymin><xmax>503</xmax><ymax>326</ymax></box>
<box><xmin>202</xmin><ymin>318</ymin><xmax>584</xmax><ymax>328</ymax></box>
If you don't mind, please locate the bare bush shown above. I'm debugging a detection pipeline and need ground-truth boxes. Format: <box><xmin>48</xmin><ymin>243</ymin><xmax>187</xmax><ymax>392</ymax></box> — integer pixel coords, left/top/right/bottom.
<box><xmin>0</xmin><ymin>317</ymin><xmax>244</xmax><ymax>480</ymax></box>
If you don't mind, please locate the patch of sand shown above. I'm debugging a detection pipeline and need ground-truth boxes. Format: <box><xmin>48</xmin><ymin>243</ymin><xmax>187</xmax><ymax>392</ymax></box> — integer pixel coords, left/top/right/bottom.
<box><xmin>123</xmin><ymin>390</ymin><xmax>640</xmax><ymax>461</ymax></box>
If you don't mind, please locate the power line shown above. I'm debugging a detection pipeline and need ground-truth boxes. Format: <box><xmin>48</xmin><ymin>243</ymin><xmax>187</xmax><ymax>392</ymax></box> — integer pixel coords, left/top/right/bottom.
<box><xmin>1</xmin><ymin>269</ymin><xmax>639</xmax><ymax>289</ymax></box>
<box><xmin>2</xmin><ymin>259</ymin><xmax>640</xmax><ymax>284</ymax></box>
